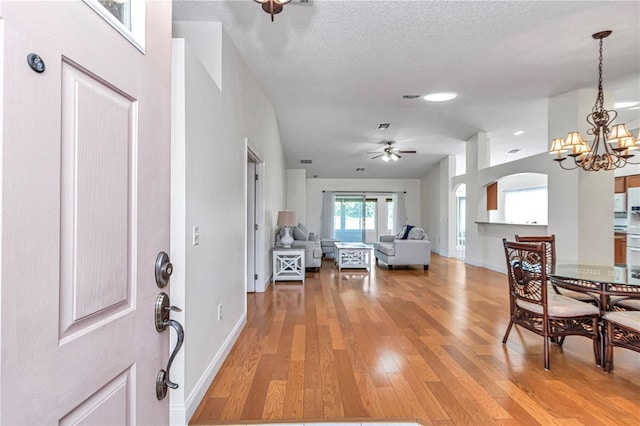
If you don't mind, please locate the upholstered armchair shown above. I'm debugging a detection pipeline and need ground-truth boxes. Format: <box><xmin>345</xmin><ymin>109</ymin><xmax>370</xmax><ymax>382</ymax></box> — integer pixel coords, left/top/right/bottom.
<box><xmin>373</xmin><ymin>226</ymin><xmax>431</xmax><ymax>270</ymax></box>
<box><xmin>276</xmin><ymin>223</ymin><xmax>322</xmax><ymax>271</ymax></box>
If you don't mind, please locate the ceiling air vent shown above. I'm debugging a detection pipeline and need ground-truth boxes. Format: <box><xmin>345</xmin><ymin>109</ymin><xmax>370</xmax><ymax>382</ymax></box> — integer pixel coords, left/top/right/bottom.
<box><xmin>505</xmin><ymin>148</ymin><xmax>522</xmax><ymax>154</ymax></box>
<box><xmin>377</xmin><ymin>123</ymin><xmax>390</xmax><ymax>130</ymax></box>
<box><xmin>300</xmin><ymin>159</ymin><xmax>312</xmax><ymax>164</ymax></box>
<box><xmin>402</xmin><ymin>95</ymin><xmax>420</xmax><ymax>99</ymax></box>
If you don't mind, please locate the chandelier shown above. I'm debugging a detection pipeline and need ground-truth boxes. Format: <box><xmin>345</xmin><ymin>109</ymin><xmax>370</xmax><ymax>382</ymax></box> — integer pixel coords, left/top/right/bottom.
<box><xmin>549</xmin><ymin>30</ymin><xmax>639</xmax><ymax>171</ymax></box>
<box><xmin>254</xmin><ymin>0</ymin><xmax>292</xmax><ymax>22</ymax></box>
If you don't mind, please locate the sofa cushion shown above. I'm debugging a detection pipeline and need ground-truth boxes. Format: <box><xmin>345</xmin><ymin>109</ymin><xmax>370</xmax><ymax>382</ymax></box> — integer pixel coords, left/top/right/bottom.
<box><xmin>377</xmin><ymin>242</ymin><xmax>395</xmax><ymax>256</ymax></box>
<box><xmin>407</xmin><ymin>227</ymin><xmax>426</xmax><ymax>240</ymax></box>
<box><xmin>293</xmin><ymin>226</ymin><xmax>308</xmax><ymax>241</ymax></box>
<box><xmin>297</xmin><ymin>222</ymin><xmax>309</xmax><ymax>235</ymax></box>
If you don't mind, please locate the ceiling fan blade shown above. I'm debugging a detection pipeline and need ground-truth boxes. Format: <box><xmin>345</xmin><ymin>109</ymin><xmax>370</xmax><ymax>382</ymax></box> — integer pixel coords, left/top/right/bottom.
<box><xmin>366</xmin><ymin>151</ymin><xmax>382</xmax><ymax>154</ymax></box>
<box><xmin>396</xmin><ymin>154</ymin><xmax>402</xmax><ymax>159</ymax></box>
<box><xmin>370</xmin><ymin>154</ymin><xmax>384</xmax><ymax>159</ymax></box>
<box><xmin>397</xmin><ymin>150</ymin><xmax>417</xmax><ymax>154</ymax></box>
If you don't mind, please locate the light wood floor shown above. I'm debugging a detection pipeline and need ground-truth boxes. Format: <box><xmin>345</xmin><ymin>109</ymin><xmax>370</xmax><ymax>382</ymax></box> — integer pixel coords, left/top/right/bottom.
<box><xmin>192</xmin><ymin>254</ymin><xmax>640</xmax><ymax>425</ymax></box>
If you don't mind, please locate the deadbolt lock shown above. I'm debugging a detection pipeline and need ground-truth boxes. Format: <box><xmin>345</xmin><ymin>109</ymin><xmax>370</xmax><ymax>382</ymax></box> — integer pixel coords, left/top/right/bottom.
<box><xmin>155</xmin><ymin>251</ymin><xmax>173</xmax><ymax>288</ymax></box>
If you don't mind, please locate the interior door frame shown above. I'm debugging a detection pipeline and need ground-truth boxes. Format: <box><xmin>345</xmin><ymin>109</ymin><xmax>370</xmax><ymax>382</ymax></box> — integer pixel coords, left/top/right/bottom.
<box><xmin>246</xmin><ymin>139</ymin><xmax>266</xmax><ymax>292</ymax></box>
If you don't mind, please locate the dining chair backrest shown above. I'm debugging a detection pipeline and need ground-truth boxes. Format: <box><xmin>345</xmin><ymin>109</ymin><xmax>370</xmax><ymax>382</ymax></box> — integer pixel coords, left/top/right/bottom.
<box><xmin>515</xmin><ymin>234</ymin><xmax>556</xmax><ymax>274</ymax></box>
<box><xmin>503</xmin><ymin>239</ymin><xmax>548</xmax><ymax>307</ymax></box>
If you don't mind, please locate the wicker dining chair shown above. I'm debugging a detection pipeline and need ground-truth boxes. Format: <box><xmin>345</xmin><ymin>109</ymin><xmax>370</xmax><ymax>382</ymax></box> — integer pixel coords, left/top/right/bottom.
<box><xmin>515</xmin><ymin>234</ymin><xmax>595</xmax><ymax>304</ymax></box>
<box><xmin>602</xmin><ymin>310</ymin><xmax>640</xmax><ymax>371</ymax></box>
<box><xmin>502</xmin><ymin>239</ymin><xmax>601</xmax><ymax>369</ymax></box>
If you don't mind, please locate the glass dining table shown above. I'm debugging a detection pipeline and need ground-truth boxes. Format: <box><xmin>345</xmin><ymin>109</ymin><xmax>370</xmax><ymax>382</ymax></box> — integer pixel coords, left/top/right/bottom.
<box><xmin>549</xmin><ymin>263</ymin><xmax>640</xmax><ymax>366</ymax></box>
<box><xmin>550</xmin><ymin>264</ymin><xmax>640</xmax><ymax>313</ymax></box>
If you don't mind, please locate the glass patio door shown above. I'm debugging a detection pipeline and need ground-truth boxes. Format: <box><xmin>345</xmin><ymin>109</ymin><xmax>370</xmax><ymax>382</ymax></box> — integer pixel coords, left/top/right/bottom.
<box><xmin>334</xmin><ymin>195</ymin><xmax>366</xmax><ymax>242</ymax></box>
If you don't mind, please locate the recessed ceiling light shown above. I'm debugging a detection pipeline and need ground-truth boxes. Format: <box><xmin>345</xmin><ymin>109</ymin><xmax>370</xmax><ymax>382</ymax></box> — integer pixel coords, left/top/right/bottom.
<box><xmin>513</xmin><ymin>130</ymin><xmax>524</xmax><ymax>136</ymax></box>
<box><xmin>614</xmin><ymin>101</ymin><xmax>639</xmax><ymax>109</ymax></box>
<box><xmin>402</xmin><ymin>95</ymin><xmax>420</xmax><ymax>99</ymax></box>
<box><xmin>377</xmin><ymin>123</ymin><xmax>390</xmax><ymax>130</ymax></box>
<box><xmin>423</xmin><ymin>92</ymin><xmax>458</xmax><ymax>102</ymax></box>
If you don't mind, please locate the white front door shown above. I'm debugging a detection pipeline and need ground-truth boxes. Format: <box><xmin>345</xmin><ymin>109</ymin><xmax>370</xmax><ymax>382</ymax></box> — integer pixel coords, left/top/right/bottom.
<box><xmin>1</xmin><ymin>1</ymin><xmax>173</xmax><ymax>423</ymax></box>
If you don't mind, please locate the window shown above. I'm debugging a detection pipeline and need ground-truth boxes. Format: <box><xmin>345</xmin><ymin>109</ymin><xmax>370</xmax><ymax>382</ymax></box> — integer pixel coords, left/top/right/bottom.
<box><xmin>386</xmin><ymin>198</ymin><xmax>394</xmax><ymax>234</ymax></box>
<box><xmin>457</xmin><ymin>196</ymin><xmax>466</xmax><ymax>248</ymax></box>
<box><xmin>504</xmin><ymin>187</ymin><xmax>548</xmax><ymax>225</ymax></box>
<box><xmin>334</xmin><ymin>196</ymin><xmax>365</xmax><ymax>242</ymax></box>
<box><xmin>365</xmin><ymin>199</ymin><xmax>377</xmax><ymax>230</ymax></box>
<box><xmin>84</xmin><ymin>0</ymin><xmax>146</xmax><ymax>52</ymax></box>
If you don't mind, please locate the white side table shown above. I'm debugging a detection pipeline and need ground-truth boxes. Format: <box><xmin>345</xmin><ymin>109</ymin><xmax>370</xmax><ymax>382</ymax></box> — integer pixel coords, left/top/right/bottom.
<box><xmin>272</xmin><ymin>247</ymin><xmax>305</xmax><ymax>283</ymax></box>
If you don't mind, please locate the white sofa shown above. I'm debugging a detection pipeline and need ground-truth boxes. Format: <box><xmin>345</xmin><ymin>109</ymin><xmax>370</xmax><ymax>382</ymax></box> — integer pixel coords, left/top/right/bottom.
<box><xmin>373</xmin><ymin>227</ymin><xmax>431</xmax><ymax>270</ymax></box>
<box><xmin>276</xmin><ymin>223</ymin><xmax>322</xmax><ymax>271</ymax></box>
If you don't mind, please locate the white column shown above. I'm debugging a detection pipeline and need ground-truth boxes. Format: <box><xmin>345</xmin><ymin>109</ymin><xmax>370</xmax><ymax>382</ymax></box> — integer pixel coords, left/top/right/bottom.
<box><xmin>547</xmin><ymin>89</ymin><xmax>614</xmax><ymax>264</ymax></box>
<box><xmin>464</xmin><ymin>132</ymin><xmax>490</xmax><ymax>266</ymax></box>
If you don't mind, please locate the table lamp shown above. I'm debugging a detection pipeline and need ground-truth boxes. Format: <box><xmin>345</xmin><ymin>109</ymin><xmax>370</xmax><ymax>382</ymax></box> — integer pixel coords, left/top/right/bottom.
<box><xmin>277</xmin><ymin>210</ymin><xmax>297</xmax><ymax>248</ymax></box>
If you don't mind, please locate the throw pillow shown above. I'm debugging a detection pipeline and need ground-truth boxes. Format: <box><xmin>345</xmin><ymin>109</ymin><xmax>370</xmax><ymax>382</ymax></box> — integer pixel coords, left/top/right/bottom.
<box><xmin>400</xmin><ymin>225</ymin><xmax>415</xmax><ymax>239</ymax></box>
<box><xmin>293</xmin><ymin>226</ymin><xmax>308</xmax><ymax>241</ymax></box>
<box><xmin>395</xmin><ymin>225</ymin><xmax>407</xmax><ymax>240</ymax></box>
<box><xmin>297</xmin><ymin>222</ymin><xmax>309</xmax><ymax>236</ymax></box>
<box><xmin>407</xmin><ymin>227</ymin><xmax>425</xmax><ymax>240</ymax></box>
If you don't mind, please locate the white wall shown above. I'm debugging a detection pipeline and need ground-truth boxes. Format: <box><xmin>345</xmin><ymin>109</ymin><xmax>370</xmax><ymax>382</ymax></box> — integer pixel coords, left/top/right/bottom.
<box><xmin>305</xmin><ymin>178</ymin><xmax>422</xmax><ymax>235</ymax></box>
<box><xmin>420</xmin><ymin>156</ymin><xmax>456</xmax><ymax>256</ymax></box>
<box><xmin>286</xmin><ymin>169</ymin><xmax>307</xmax><ymax>225</ymax></box>
<box><xmin>171</xmin><ymin>22</ymin><xmax>287</xmax><ymax>424</ymax></box>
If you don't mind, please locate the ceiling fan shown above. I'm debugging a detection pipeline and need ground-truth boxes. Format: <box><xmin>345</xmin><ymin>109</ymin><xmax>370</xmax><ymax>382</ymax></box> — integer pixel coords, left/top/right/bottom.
<box><xmin>368</xmin><ymin>141</ymin><xmax>417</xmax><ymax>162</ymax></box>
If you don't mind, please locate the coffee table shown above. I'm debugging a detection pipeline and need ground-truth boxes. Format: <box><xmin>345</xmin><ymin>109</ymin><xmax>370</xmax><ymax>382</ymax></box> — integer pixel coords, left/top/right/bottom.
<box><xmin>333</xmin><ymin>242</ymin><xmax>373</xmax><ymax>271</ymax></box>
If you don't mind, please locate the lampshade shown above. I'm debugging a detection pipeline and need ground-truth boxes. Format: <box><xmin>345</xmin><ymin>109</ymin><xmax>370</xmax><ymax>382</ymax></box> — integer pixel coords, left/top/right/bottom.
<box><xmin>616</xmin><ymin>136</ymin><xmax>639</xmax><ymax>151</ymax></box>
<box><xmin>549</xmin><ymin>138</ymin><xmax>568</xmax><ymax>153</ymax></box>
<box><xmin>277</xmin><ymin>210</ymin><xmax>297</xmax><ymax>227</ymax></box>
<box><xmin>564</xmin><ymin>132</ymin><xmax>586</xmax><ymax>147</ymax></box>
<box><xmin>608</xmin><ymin>124</ymin><xmax>633</xmax><ymax>142</ymax></box>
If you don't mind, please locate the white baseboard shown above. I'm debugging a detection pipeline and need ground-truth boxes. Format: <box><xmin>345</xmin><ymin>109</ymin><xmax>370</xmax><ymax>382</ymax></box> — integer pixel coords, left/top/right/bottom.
<box><xmin>170</xmin><ymin>312</ymin><xmax>247</xmax><ymax>425</ymax></box>
<box><xmin>465</xmin><ymin>257</ymin><xmax>506</xmax><ymax>274</ymax></box>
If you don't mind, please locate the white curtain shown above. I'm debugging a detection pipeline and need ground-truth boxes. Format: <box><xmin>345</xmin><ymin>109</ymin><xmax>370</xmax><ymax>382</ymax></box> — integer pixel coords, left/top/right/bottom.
<box><xmin>320</xmin><ymin>191</ymin><xmax>336</xmax><ymax>239</ymax></box>
<box><xmin>393</xmin><ymin>192</ymin><xmax>406</xmax><ymax>233</ymax></box>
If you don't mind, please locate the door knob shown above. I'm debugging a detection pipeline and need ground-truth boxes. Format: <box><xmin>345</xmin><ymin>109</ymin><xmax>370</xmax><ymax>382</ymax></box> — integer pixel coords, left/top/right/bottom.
<box><xmin>155</xmin><ymin>251</ymin><xmax>173</xmax><ymax>288</ymax></box>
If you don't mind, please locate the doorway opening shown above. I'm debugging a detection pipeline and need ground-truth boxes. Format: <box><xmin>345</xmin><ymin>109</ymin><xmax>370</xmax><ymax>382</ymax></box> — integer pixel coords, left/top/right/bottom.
<box><xmin>246</xmin><ymin>140</ymin><xmax>265</xmax><ymax>292</ymax></box>
<box><xmin>455</xmin><ymin>184</ymin><xmax>466</xmax><ymax>260</ymax></box>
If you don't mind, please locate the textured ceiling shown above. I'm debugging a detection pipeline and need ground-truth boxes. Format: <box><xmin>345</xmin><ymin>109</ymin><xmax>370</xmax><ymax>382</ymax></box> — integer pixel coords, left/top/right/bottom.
<box><xmin>172</xmin><ymin>0</ymin><xmax>640</xmax><ymax>179</ymax></box>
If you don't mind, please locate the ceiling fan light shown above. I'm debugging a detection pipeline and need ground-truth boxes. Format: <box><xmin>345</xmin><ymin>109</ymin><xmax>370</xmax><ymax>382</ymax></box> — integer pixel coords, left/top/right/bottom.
<box><xmin>382</xmin><ymin>155</ymin><xmax>390</xmax><ymax>162</ymax></box>
<box><xmin>390</xmin><ymin>154</ymin><xmax>399</xmax><ymax>161</ymax></box>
